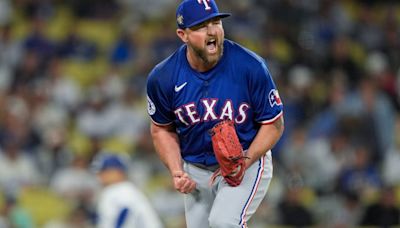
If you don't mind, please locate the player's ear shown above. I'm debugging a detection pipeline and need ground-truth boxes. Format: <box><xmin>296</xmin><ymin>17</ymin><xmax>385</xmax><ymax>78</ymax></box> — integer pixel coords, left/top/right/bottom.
<box><xmin>176</xmin><ymin>29</ymin><xmax>188</xmax><ymax>43</ymax></box>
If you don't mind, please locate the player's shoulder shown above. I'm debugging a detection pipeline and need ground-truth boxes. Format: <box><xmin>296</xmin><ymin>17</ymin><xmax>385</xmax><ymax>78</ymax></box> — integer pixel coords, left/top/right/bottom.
<box><xmin>225</xmin><ymin>39</ymin><xmax>266</xmax><ymax>67</ymax></box>
<box><xmin>225</xmin><ymin>39</ymin><xmax>270</xmax><ymax>76</ymax></box>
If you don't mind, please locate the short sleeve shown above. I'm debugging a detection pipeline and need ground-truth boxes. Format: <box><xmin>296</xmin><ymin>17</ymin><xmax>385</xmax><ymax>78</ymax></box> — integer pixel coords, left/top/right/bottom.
<box><xmin>250</xmin><ymin>61</ymin><xmax>283</xmax><ymax>124</ymax></box>
<box><xmin>146</xmin><ymin>69</ymin><xmax>175</xmax><ymax>125</ymax></box>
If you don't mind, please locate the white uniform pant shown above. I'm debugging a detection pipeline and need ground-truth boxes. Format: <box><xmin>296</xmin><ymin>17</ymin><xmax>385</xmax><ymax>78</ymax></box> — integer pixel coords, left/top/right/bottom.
<box><xmin>183</xmin><ymin>151</ymin><xmax>273</xmax><ymax>228</ymax></box>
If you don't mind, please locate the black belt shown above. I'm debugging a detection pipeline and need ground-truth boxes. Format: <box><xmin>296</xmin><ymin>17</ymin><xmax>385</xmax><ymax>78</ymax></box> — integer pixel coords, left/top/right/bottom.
<box><xmin>191</xmin><ymin>163</ymin><xmax>220</xmax><ymax>172</ymax></box>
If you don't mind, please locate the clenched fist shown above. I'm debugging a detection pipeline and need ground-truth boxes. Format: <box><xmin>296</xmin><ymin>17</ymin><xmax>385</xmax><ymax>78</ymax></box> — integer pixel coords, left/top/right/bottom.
<box><xmin>172</xmin><ymin>171</ymin><xmax>197</xmax><ymax>194</ymax></box>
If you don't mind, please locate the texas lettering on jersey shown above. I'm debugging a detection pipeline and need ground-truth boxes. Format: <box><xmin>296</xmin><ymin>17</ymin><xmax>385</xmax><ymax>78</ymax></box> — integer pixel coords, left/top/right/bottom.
<box><xmin>174</xmin><ymin>99</ymin><xmax>250</xmax><ymax>126</ymax></box>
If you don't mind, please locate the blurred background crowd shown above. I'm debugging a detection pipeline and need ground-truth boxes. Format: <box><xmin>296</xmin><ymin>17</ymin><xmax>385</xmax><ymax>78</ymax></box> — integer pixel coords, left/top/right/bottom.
<box><xmin>0</xmin><ymin>0</ymin><xmax>399</xmax><ymax>227</ymax></box>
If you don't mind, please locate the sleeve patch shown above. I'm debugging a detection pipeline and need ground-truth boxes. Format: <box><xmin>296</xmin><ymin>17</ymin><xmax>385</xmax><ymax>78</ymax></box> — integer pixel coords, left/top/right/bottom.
<box><xmin>147</xmin><ymin>95</ymin><xmax>156</xmax><ymax>115</ymax></box>
<box><xmin>268</xmin><ymin>89</ymin><xmax>282</xmax><ymax>107</ymax></box>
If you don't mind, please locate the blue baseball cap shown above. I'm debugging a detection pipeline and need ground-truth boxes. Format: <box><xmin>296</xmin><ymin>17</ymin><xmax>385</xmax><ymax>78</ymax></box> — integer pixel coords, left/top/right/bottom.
<box><xmin>176</xmin><ymin>0</ymin><xmax>231</xmax><ymax>29</ymax></box>
<box><xmin>91</xmin><ymin>153</ymin><xmax>129</xmax><ymax>173</ymax></box>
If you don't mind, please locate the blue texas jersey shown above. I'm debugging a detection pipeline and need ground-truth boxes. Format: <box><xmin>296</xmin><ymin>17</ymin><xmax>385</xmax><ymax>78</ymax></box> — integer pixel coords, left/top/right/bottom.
<box><xmin>147</xmin><ymin>39</ymin><xmax>283</xmax><ymax>166</ymax></box>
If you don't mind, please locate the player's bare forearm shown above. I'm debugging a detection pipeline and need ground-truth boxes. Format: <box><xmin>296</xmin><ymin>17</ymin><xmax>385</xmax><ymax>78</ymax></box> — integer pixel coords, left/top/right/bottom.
<box><xmin>150</xmin><ymin>122</ymin><xmax>183</xmax><ymax>174</ymax></box>
<box><xmin>150</xmin><ymin>122</ymin><xmax>197</xmax><ymax>193</ymax></box>
<box><xmin>245</xmin><ymin>115</ymin><xmax>284</xmax><ymax>168</ymax></box>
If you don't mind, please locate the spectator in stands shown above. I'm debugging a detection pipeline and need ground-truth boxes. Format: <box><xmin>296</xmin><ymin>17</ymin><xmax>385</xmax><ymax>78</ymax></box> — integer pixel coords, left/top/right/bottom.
<box><xmin>0</xmin><ymin>136</ymin><xmax>42</xmax><ymax>197</ymax></box>
<box><xmin>322</xmin><ymin>35</ymin><xmax>361</xmax><ymax>89</ymax></box>
<box><xmin>352</xmin><ymin>2</ymin><xmax>384</xmax><ymax>51</ymax></box>
<box><xmin>0</xmin><ymin>23</ymin><xmax>23</xmax><ymax>73</ymax></box>
<box><xmin>44</xmin><ymin>57</ymin><xmax>83</xmax><ymax>112</ymax></box>
<box><xmin>277</xmin><ymin>186</ymin><xmax>314</xmax><ymax>227</ymax></box>
<box><xmin>36</xmin><ymin>127</ymin><xmax>73</xmax><ymax>183</ymax></box>
<box><xmin>382</xmin><ymin>114</ymin><xmax>400</xmax><ymax>186</ymax></box>
<box><xmin>360</xmin><ymin>186</ymin><xmax>400</xmax><ymax>227</ymax></box>
<box><xmin>49</xmin><ymin>154</ymin><xmax>99</xmax><ymax>208</ymax></box>
<box><xmin>23</xmin><ymin>17</ymin><xmax>54</xmax><ymax>60</ymax></box>
<box><xmin>336</xmin><ymin>145</ymin><xmax>382</xmax><ymax>198</ymax></box>
<box><xmin>110</xmin><ymin>30</ymin><xmax>137</xmax><ymax>66</ymax></box>
<box><xmin>10</xmin><ymin>51</ymin><xmax>42</xmax><ymax>94</ymax></box>
<box><xmin>326</xmin><ymin>191</ymin><xmax>362</xmax><ymax>228</ymax></box>
<box><xmin>57</xmin><ymin>27</ymin><xmax>97</xmax><ymax>61</ymax></box>
<box><xmin>77</xmin><ymin>86</ymin><xmax>120</xmax><ymax>139</ymax></box>
<box><xmin>0</xmin><ymin>96</ymin><xmax>41</xmax><ymax>153</ymax></box>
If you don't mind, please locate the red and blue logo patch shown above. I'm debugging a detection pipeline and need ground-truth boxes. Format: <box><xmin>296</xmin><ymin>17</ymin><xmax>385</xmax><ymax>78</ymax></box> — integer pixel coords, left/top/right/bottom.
<box><xmin>268</xmin><ymin>89</ymin><xmax>282</xmax><ymax>107</ymax></box>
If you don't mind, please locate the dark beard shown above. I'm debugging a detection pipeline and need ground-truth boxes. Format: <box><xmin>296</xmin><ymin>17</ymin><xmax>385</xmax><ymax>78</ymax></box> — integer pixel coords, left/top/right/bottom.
<box><xmin>191</xmin><ymin>42</ymin><xmax>224</xmax><ymax>67</ymax></box>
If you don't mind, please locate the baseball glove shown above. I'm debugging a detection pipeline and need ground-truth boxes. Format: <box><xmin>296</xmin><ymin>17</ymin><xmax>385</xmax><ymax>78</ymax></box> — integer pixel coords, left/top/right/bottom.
<box><xmin>209</xmin><ymin>120</ymin><xmax>247</xmax><ymax>187</ymax></box>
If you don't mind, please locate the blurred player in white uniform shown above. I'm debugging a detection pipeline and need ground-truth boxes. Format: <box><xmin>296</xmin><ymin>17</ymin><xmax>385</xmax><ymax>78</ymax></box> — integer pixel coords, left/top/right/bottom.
<box><xmin>93</xmin><ymin>153</ymin><xmax>164</xmax><ymax>228</ymax></box>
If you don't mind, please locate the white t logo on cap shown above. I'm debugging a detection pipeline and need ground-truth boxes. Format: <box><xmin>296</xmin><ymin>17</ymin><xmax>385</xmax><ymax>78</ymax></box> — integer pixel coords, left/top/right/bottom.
<box><xmin>198</xmin><ymin>0</ymin><xmax>211</xmax><ymax>10</ymax></box>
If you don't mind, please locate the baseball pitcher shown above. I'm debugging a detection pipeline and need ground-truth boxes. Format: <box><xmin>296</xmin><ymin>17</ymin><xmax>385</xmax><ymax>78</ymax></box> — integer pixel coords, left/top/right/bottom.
<box><xmin>146</xmin><ymin>0</ymin><xmax>284</xmax><ymax>227</ymax></box>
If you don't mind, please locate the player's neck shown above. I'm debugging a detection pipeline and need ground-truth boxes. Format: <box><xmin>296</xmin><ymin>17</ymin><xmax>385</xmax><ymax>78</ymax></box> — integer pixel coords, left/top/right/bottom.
<box><xmin>186</xmin><ymin>48</ymin><xmax>218</xmax><ymax>72</ymax></box>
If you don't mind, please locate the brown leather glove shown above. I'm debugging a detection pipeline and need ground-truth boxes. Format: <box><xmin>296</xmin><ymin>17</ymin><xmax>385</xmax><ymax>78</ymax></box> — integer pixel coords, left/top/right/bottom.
<box><xmin>210</xmin><ymin>120</ymin><xmax>246</xmax><ymax>187</ymax></box>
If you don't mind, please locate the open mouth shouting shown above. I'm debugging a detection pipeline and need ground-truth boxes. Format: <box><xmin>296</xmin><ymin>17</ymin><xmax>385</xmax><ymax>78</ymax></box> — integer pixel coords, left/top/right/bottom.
<box><xmin>206</xmin><ymin>38</ymin><xmax>218</xmax><ymax>54</ymax></box>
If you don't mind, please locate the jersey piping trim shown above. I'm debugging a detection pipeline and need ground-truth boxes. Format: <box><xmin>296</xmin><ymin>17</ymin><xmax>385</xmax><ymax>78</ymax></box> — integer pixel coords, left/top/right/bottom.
<box><xmin>150</xmin><ymin>119</ymin><xmax>173</xmax><ymax>126</ymax></box>
<box><xmin>259</xmin><ymin>111</ymin><xmax>283</xmax><ymax>125</ymax></box>
<box><xmin>239</xmin><ymin>154</ymin><xmax>266</xmax><ymax>227</ymax></box>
